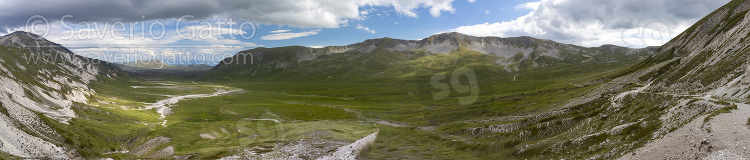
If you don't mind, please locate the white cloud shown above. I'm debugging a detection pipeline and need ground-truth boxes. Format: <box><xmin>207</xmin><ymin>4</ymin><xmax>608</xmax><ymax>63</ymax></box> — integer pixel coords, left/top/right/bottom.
<box><xmin>452</xmin><ymin>0</ymin><xmax>729</xmax><ymax>48</ymax></box>
<box><xmin>260</xmin><ymin>30</ymin><xmax>320</xmax><ymax>40</ymax></box>
<box><xmin>485</xmin><ymin>10</ymin><xmax>490</xmax><ymax>14</ymax></box>
<box><xmin>5</xmin><ymin>19</ymin><xmax>261</xmax><ymax>65</ymax></box>
<box><xmin>514</xmin><ymin>1</ymin><xmax>540</xmax><ymax>10</ymax></box>
<box><xmin>0</xmin><ymin>0</ymin><xmax>457</xmax><ymax>29</ymax></box>
<box><xmin>269</xmin><ymin>29</ymin><xmax>291</xmax><ymax>33</ymax></box>
<box><xmin>356</xmin><ymin>24</ymin><xmax>376</xmax><ymax>34</ymax></box>
<box><xmin>468</xmin><ymin>0</ymin><xmax>476</xmax><ymax>3</ymax></box>
<box><xmin>307</xmin><ymin>45</ymin><xmax>325</xmax><ymax>48</ymax></box>
<box><xmin>360</xmin><ymin>8</ymin><xmax>376</xmax><ymax>15</ymax></box>
<box><xmin>180</xmin><ymin>25</ymin><xmax>249</xmax><ymax>40</ymax></box>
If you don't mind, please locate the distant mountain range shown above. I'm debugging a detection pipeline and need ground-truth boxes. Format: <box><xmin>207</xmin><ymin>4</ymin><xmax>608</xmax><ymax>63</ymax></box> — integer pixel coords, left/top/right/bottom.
<box><xmin>116</xmin><ymin>59</ymin><xmax>213</xmax><ymax>70</ymax></box>
<box><xmin>204</xmin><ymin>32</ymin><xmax>656</xmax><ymax>81</ymax></box>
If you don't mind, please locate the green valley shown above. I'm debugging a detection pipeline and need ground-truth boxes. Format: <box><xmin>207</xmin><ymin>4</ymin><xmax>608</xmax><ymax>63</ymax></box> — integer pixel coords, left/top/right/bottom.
<box><xmin>3</xmin><ymin>0</ymin><xmax>750</xmax><ymax>159</ymax></box>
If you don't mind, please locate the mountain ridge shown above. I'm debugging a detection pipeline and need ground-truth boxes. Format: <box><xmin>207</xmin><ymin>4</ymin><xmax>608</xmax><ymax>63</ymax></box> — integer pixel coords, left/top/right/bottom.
<box><xmin>252</xmin><ymin>32</ymin><xmax>652</xmax><ymax>63</ymax></box>
<box><xmin>205</xmin><ymin>32</ymin><xmax>655</xmax><ymax>81</ymax></box>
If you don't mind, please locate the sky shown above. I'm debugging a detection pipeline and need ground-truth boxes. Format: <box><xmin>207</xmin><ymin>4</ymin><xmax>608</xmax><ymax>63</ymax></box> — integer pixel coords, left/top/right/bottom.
<box><xmin>1</xmin><ymin>0</ymin><xmax>730</xmax><ymax>65</ymax></box>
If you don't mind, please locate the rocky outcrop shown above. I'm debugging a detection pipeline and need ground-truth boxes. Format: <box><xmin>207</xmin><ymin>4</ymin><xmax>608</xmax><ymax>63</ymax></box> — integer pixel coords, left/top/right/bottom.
<box><xmin>319</xmin><ymin>131</ymin><xmax>379</xmax><ymax>160</ymax></box>
<box><xmin>131</xmin><ymin>136</ymin><xmax>170</xmax><ymax>157</ymax></box>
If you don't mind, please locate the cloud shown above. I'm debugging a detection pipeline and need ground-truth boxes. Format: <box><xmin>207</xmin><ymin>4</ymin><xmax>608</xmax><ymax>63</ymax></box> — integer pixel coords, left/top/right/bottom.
<box><xmin>468</xmin><ymin>0</ymin><xmax>476</xmax><ymax>3</ymax></box>
<box><xmin>0</xmin><ymin>0</ymin><xmax>456</xmax><ymax>29</ymax></box>
<box><xmin>360</xmin><ymin>8</ymin><xmax>377</xmax><ymax>15</ymax></box>
<box><xmin>4</xmin><ymin>18</ymin><xmax>261</xmax><ymax>65</ymax></box>
<box><xmin>356</xmin><ymin>24</ymin><xmax>376</xmax><ymax>34</ymax></box>
<box><xmin>260</xmin><ymin>30</ymin><xmax>320</xmax><ymax>40</ymax></box>
<box><xmin>451</xmin><ymin>0</ymin><xmax>729</xmax><ymax>48</ymax></box>
<box><xmin>307</xmin><ymin>45</ymin><xmax>325</xmax><ymax>48</ymax></box>
<box><xmin>269</xmin><ymin>29</ymin><xmax>291</xmax><ymax>33</ymax></box>
<box><xmin>181</xmin><ymin>25</ymin><xmax>249</xmax><ymax>39</ymax></box>
<box><xmin>515</xmin><ymin>1</ymin><xmax>540</xmax><ymax>10</ymax></box>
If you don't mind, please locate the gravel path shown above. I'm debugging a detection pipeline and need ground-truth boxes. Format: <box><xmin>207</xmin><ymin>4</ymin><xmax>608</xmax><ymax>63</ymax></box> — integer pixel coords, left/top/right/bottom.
<box><xmin>706</xmin><ymin>102</ymin><xmax>750</xmax><ymax>158</ymax></box>
<box><xmin>620</xmin><ymin>97</ymin><xmax>750</xmax><ymax>159</ymax></box>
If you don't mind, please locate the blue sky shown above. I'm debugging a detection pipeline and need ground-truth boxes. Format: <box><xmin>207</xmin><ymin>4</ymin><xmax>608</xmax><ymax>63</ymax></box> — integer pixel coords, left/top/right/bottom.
<box><xmin>1</xmin><ymin>0</ymin><xmax>729</xmax><ymax>65</ymax></box>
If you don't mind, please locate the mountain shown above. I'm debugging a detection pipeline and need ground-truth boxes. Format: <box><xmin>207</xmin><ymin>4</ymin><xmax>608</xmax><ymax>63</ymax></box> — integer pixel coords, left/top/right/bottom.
<box><xmin>0</xmin><ymin>31</ymin><xmax>125</xmax><ymax>159</ymax></box>
<box><xmin>116</xmin><ymin>60</ymin><xmax>213</xmax><ymax>70</ymax></box>
<box><xmin>114</xmin><ymin>60</ymin><xmax>214</xmax><ymax>79</ymax></box>
<box><xmin>204</xmin><ymin>32</ymin><xmax>656</xmax><ymax>81</ymax></box>
<box><xmin>607</xmin><ymin>0</ymin><xmax>750</xmax><ymax>158</ymax></box>
<box><xmin>635</xmin><ymin>0</ymin><xmax>750</xmax><ymax>97</ymax></box>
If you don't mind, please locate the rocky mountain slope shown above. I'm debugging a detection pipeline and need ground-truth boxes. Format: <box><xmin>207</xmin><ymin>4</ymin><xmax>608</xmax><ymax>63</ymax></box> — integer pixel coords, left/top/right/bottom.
<box><xmin>639</xmin><ymin>0</ymin><xmax>750</xmax><ymax>98</ymax></box>
<box><xmin>460</xmin><ymin>0</ymin><xmax>750</xmax><ymax>158</ymax></box>
<box><xmin>0</xmin><ymin>31</ymin><xmax>124</xmax><ymax>159</ymax></box>
<box><xmin>611</xmin><ymin>0</ymin><xmax>750</xmax><ymax>158</ymax></box>
<box><xmin>204</xmin><ymin>32</ymin><xmax>656</xmax><ymax>81</ymax></box>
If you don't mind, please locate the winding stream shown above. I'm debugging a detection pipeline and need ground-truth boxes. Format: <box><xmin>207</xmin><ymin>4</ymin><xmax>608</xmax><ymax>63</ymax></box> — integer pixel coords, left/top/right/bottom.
<box><xmin>143</xmin><ymin>87</ymin><xmax>243</xmax><ymax>126</ymax></box>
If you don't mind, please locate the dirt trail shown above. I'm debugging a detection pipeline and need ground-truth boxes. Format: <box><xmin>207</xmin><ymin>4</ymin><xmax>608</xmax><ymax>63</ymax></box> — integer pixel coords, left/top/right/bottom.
<box><xmin>704</xmin><ymin>101</ymin><xmax>750</xmax><ymax>159</ymax></box>
<box><xmin>620</xmin><ymin>96</ymin><xmax>750</xmax><ymax>159</ymax></box>
<box><xmin>611</xmin><ymin>81</ymin><xmax>652</xmax><ymax>107</ymax></box>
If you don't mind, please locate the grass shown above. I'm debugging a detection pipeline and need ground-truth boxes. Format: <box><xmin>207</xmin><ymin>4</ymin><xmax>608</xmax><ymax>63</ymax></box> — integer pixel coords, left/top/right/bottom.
<box><xmin>125</xmin><ymin>56</ymin><xmax>638</xmax><ymax>159</ymax></box>
<box><xmin>59</xmin><ymin>75</ymin><xmax>382</xmax><ymax>158</ymax></box>
<box><xmin>175</xmin><ymin>46</ymin><xmax>655</xmax><ymax>159</ymax></box>
<box><xmin>363</xmin><ymin>125</ymin><xmax>480</xmax><ymax>159</ymax></box>
<box><xmin>5</xmin><ymin>1</ymin><xmax>750</xmax><ymax>158</ymax></box>
<box><xmin>0</xmin><ymin>151</ymin><xmax>22</xmax><ymax>160</ymax></box>
<box><xmin>200</xmin><ymin>57</ymin><xmax>654</xmax><ymax>159</ymax></box>
<box><xmin>6</xmin><ymin>60</ymin><xmax>660</xmax><ymax>159</ymax></box>
<box><xmin>40</xmin><ymin>113</ymin><xmax>150</xmax><ymax>158</ymax></box>
<box><xmin>0</xmin><ymin>39</ymin><xmax>664</xmax><ymax>159</ymax></box>
<box><xmin>142</xmin><ymin>118</ymin><xmax>377</xmax><ymax>158</ymax></box>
